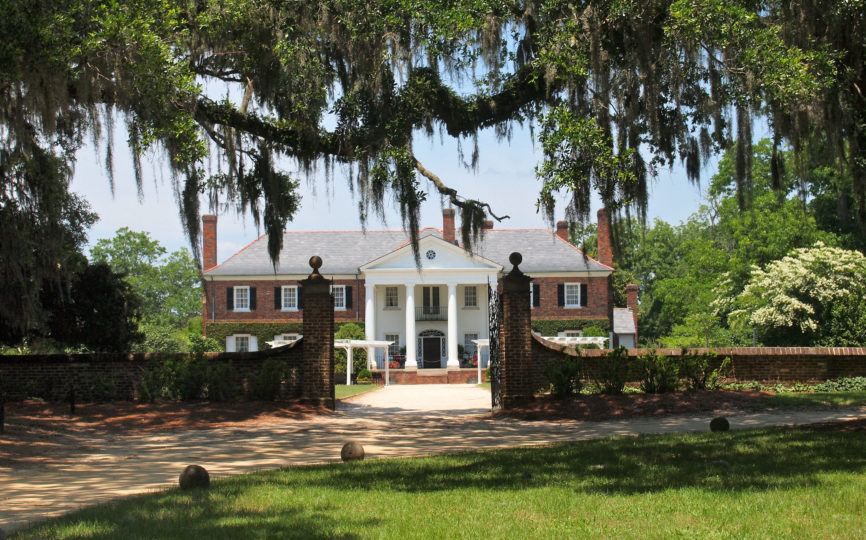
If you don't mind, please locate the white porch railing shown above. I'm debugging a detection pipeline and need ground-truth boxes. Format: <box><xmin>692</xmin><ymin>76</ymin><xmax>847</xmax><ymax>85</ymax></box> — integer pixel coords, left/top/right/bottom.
<box><xmin>539</xmin><ymin>335</ymin><xmax>609</xmax><ymax>348</ymax></box>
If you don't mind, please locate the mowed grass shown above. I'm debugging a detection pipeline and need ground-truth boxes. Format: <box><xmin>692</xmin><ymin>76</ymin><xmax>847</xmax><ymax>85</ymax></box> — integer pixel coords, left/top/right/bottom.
<box><xmin>16</xmin><ymin>426</ymin><xmax>866</xmax><ymax>539</ymax></box>
<box><xmin>759</xmin><ymin>390</ymin><xmax>866</xmax><ymax>408</ymax></box>
<box><xmin>334</xmin><ymin>384</ymin><xmax>380</xmax><ymax>399</ymax></box>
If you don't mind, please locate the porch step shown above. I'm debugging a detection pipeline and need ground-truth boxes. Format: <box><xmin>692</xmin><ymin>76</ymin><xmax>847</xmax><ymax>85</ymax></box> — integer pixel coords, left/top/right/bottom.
<box><xmin>417</xmin><ymin>369</ymin><xmax>447</xmax><ymax>377</ymax></box>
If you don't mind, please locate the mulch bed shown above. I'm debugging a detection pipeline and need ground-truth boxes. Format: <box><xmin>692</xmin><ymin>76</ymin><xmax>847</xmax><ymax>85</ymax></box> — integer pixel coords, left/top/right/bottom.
<box><xmin>495</xmin><ymin>390</ymin><xmax>769</xmax><ymax>422</ymax></box>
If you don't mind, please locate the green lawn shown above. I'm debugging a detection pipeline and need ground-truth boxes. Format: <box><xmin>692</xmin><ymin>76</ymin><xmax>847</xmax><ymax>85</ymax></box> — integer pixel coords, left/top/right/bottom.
<box><xmin>335</xmin><ymin>383</ymin><xmax>379</xmax><ymax>399</ymax></box>
<box><xmin>16</xmin><ymin>426</ymin><xmax>866</xmax><ymax>539</ymax></box>
<box><xmin>759</xmin><ymin>390</ymin><xmax>866</xmax><ymax>408</ymax></box>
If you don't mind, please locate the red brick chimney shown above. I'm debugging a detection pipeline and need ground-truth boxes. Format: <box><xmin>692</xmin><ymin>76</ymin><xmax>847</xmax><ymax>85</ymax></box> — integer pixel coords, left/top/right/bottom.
<box><xmin>626</xmin><ymin>283</ymin><xmax>639</xmax><ymax>344</ymax></box>
<box><xmin>556</xmin><ymin>221</ymin><xmax>569</xmax><ymax>242</ymax></box>
<box><xmin>443</xmin><ymin>208</ymin><xmax>456</xmax><ymax>244</ymax></box>
<box><xmin>202</xmin><ymin>214</ymin><xmax>218</xmax><ymax>271</ymax></box>
<box><xmin>597</xmin><ymin>208</ymin><xmax>613</xmax><ymax>267</ymax></box>
<box><xmin>483</xmin><ymin>219</ymin><xmax>494</xmax><ymax>230</ymax></box>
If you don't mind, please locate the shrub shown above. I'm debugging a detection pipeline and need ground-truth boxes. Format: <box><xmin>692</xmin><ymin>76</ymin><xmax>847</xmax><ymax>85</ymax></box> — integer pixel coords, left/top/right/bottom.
<box><xmin>637</xmin><ymin>351</ymin><xmax>680</xmax><ymax>393</ymax></box>
<box><xmin>205</xmin><ymin>360</ymin><xmax>236</xmax><ymax>401</ymax></box>
<box><xmin>169</xmin><ymin>356</ymin><xmax>208</xmax><ymax>400</ymax></box>
<box><xmin>356</xmin><ymin>368</ymin><xmax>373</xmax><ymax>383</ymax></box>
<box><xmin>581</xmin><ymin>325</ymin><xmax>607</xmax><ymax>337</ymax></box>
<box><xmin>596</xmin><ymin>347</ymin><xmax>630</xmax><ymax>394</ymax></box>
<box><xmin>543</xmin><ymin>355</ymin><xmax>583</xmax><ymax>398</ymax></box>
<box><xmin>679</xmin><ymin>350</ymin><xmax>731</xmax><ymax>390</ymax></box>
<box><xmin>814</xmin><ymin>377</ymin><xmax>866</xmax><ymax>392</ymax></box>
<box><xmin>249</xmin><ymin>358</ymin><xmax>286</xmax><ymax>400</ymax></box>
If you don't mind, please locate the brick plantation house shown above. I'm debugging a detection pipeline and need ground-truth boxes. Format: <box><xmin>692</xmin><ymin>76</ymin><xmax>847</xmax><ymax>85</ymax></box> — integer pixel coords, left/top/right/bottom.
<box><xmin>201</xmin><ymin>209</ymin><xmax>638</xmax><ymax>369</ymax></box>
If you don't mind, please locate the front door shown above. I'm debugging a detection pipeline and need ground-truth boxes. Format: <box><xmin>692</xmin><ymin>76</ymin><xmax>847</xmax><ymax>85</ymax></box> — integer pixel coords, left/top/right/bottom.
<box><xmin>422</xmin><ymin>337</ymin><xmax>441</xmax><ymax>368</ymax></box>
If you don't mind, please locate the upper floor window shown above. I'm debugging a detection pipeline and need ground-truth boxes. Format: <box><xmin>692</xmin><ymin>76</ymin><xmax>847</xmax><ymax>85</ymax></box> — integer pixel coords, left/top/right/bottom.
<box><xmin>385</xmin><ymin>286</ymin><xmax>399</xmax><ymax>308</ymax></box>
<box><xmin>232</xmin><ymin>286</ymin><xmax>252</xmax><ymax>311</ymax></box>
<box><xmin>282</xmin><ymin>286</ymin><xmax>298</xmax><ymax>310</ymax></box>
<box><xmin>464</xmin><ymin>286</ymin><xmax>477</xmax><ymax>308</ymax></box>
<box><xmin>564</xmin><ymin>283</ymin><xmax>581</xmax><ymax>308</ymax></box>
<box><xmin>332</xmin><ymin>285</ymin><xmax>346</xmax><ymax>310</ymax></box>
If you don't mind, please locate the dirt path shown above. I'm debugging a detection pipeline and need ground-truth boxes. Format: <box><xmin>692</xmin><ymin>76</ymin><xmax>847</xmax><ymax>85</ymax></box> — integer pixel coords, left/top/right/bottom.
<box><xmin>2</xmin><ymin>385</ymin><xmax>864</xmax><ymax>533</ymax></box>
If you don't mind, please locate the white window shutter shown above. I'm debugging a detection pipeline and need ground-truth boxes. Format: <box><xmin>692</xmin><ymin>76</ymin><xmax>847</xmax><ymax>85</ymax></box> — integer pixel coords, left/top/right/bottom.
<box><xmin>226</xmin><ymin>336</ymin><xmax>236</xmax><ymax>352</ymax></box>
<box><xmin>249</xmin><ymin>336</ymin><xmax>258</xmax><ymax>351</ymax></box>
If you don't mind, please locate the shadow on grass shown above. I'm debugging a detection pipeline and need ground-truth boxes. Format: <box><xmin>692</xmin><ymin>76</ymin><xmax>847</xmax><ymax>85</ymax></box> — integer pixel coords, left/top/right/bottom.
<box><xmin>284</xmin><ymin>426</ymin><xmax>866</xmax><ymax>496</ymax></box>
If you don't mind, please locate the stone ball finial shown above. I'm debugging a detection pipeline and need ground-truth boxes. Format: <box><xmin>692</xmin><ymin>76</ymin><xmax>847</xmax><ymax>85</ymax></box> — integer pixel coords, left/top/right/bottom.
<box><xmin>309</xmin><ymin>255</ymin><xmax>322</xmax><ymax>270</ymax></box>
<box><xmin>509</xmin><ymin>252</ymin><xmax>522</xmax><ymax>267</ymax></box>
<box><xmin>179</xmin><ymin>464</ymin><xmax>210</xmax><ymax>490</ymax></box>
<box><xmin>341</xmin><ymin>441</ymin><xmax>365</xmax><ymax>461</ymax></box>
<box><xmin>710</xmin><ymin>417</ymin><xmax>730</xmax><ymax>432</ymax></box>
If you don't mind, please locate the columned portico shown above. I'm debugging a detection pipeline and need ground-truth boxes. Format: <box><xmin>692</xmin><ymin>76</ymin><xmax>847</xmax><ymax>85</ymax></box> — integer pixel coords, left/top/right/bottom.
<box><xmin>446</xmin><ymin>283</ymin><xmax>459</xmax><ymax>367</ymax></box>
<box><xmin>404</xmin><ymin>284</ymin><xmax>417</xmax><ymax>368</ymax></box>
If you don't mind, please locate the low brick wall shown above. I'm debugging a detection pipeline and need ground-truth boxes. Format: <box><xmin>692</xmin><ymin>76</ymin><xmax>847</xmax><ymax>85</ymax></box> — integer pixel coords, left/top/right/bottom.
<box><xmin>531</xmin><ymin>335</ymin><xmax>866</xmax><ymax>391</ymax></box>
<box><xmin>0</xmin><ymin>342</ymin><xmax>304</xmax><ymax>402</ymax></box>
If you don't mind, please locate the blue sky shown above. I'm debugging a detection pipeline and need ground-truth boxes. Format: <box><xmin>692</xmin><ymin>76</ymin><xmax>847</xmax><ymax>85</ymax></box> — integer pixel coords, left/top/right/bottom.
<box><xmin>71</xmin><ymin>123</ymin><xmax>710</xmax><ymax>265</ymax></box>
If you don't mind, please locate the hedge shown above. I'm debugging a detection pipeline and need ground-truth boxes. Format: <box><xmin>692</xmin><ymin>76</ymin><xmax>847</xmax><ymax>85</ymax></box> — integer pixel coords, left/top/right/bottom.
<box><xmin>531</xmin><ymin>318</ymin><xmax>610</xmax><ymax>336</ymax></box>
<box><xmin>204</xmin><ymin>321</ymin><xmax>367</xmax><ymax>348</ymax></box>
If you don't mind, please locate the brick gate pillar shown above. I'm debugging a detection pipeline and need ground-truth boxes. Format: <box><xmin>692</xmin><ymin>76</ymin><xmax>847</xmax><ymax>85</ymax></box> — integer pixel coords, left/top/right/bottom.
<box><xmin>300</xmin><ymin>256</ymin><xmax>335</xmax><ymax>409</ymax></box>
<box><xmin>499</xmin><ymin>252</ymin><xmax>534</xmax><ymax>409</ymax></box>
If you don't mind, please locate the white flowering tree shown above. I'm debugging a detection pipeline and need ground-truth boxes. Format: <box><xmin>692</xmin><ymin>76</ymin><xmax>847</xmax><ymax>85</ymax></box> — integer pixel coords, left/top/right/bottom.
<box><xmin>720</xmin><ymin>243</ymin><xmax>866</xmax><ymax>346</ymax></box>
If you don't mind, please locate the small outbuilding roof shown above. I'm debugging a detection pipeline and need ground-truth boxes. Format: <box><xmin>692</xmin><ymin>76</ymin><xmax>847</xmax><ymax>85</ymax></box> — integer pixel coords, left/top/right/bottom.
<box><xmin>613</xmin><ymin>308</ymin><xmax>637</xmax><ymax>335</ymax></box>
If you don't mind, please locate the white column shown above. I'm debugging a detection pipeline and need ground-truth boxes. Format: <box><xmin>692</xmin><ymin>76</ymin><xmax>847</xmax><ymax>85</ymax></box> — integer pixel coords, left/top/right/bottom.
<box><xmin>447</xmin><ymin>283</ymin><xmax>459</xmax><ymax>368</ymax></box>
<box><xmin>364</xmin><ymin>284</ymin><xmax>376</xmax><ymax>367</ymax></box>
<box><xmin>346</xmin><ymin>346</ymin><xmax>353</xmax><ymax>386</ymax></box>
<box><xmin>405</xmin><ymin>284</ymin><xmax>417</xmax><ymax>368</ymax></box>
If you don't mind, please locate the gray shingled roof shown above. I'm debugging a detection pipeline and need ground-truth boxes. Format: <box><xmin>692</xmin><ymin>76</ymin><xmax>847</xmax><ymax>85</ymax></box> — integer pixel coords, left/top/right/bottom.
<box><xmin>205</xmin><ymin>227</ymin><xmax>612</xmax><ymax>276</ymax></box>
<box><xmin>613</xmin><ymin>308</ymin><xmax>637</xmax><ymax>335</ymax></box>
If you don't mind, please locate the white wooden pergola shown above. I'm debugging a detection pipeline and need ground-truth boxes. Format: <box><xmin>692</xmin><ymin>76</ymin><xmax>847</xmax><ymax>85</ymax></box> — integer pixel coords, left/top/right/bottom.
<box><xmin>472</xmin><ymin>338</ymin><xmax>489</xmax><ymax>384</ymax></box>
<box><xmin>334</xmin><ymin>339</ymin><xmax>394</xmax><ymax>386</ymax></box>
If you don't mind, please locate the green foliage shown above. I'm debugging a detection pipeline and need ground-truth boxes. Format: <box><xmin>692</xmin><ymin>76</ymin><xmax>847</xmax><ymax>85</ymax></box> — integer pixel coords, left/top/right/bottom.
<box><xmin>133</xmin><ymin>324</ymin><xmax>189</xmax><ymax>353</ymax></box>
<box><xmin>334</xmin><ymin>323</ymin><xmax>367</xmax><ymax>376</ymax></box>
<box><xmin>532</xmin><ymin>319</ymin><xmax>610</xmax><ymax>337</ymax></box>
<box><xmin>91</xmin><ymin>228</ymin><xmax>201</xmax><ymax>328</ymax></box>
<box><xmin>205</xmin><ymin>360</ymin><xmax>236</xmax><ymax>402</ymax></box>
<box><xmin>814</xmin><ymin>378</ymin><xmax>866</xmax><ymax>392</ymax></box>
<box><xmin>595</xmin><ymin>347</ymin><xmax>631</xmax><ymax>395</ymax></box>
<box><xmin>356</xmin><ymin>368</ymin><xmax>373</xmax><ymax>383</ymax></box>
<box><xmin>248</xmin><ymin>358</ymin><xmax>286</xmax><ymax>401</ymax></box>
<box><xmin>188</xmin><ymin>333</ymin><xmax>223</xmax><ymax>355</ymax></box>
<box><xmin>678</xmin><ymin>351</ymin><xmax>730</xmax><ymax>391</ymax></box>
<box><xmin>636</xmin><ymin>351</ymin><xmax>680</xmax><ymax>393</ymax></box>
<box><xmin>722</xmin><ymin>242</ymin><xmax>866</xmax><ymax>346</ymax></box>
<box><xmin>45</xmin><ymin>262</ymin><xmax>144</xmax><ymax>352</ymax></box>
<box><xmin>543</xmin><ymin>355</ymin><xmax>584</xmax><ymax>399</ymax></box>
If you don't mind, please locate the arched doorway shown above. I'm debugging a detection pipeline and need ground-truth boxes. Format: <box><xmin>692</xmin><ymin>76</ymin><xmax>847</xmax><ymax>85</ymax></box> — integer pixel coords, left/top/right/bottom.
<box><xmin>417</xmin><ymin>329</ymin><xmax>445</xmax><ymax>369</ymax></box>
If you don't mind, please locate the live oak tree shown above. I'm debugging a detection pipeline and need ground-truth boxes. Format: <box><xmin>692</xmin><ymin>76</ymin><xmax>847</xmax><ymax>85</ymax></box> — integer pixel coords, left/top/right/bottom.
<box><xmin>2</xmin><ymin>0</ymin><xmax>863</xmax><ymax>338</ymax></box>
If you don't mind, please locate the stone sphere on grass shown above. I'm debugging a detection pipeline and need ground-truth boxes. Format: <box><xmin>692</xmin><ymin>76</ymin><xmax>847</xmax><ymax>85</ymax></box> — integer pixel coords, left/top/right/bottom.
<box><xmin>179</xmin><ymin>464</ymin><xmax>210</xmax><ymax>490</ymax></box>
<box><xmin>710</xmin><ymin>417</ymin><xmax>730</xmax><ymax>432</ymax></box>
<box><xmin>341</xmin><ymin>441</ymin><xmax>365</xmax><ymax>462</ymax></box>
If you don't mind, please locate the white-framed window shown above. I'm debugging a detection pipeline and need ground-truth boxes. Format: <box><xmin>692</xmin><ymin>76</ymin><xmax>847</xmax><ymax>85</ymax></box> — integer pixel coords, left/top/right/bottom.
<box><xmin>564</xmin><ymin>283</ymin><xmax>581</xmax><ymax>308</ymax></box>
<box><xmin>385</xmin><ymin>286</ymin><xmax>399</xmax><ymax>308</ymax></box>
<box><xmin>563</xmin><ymin>330</ymin><xmax>582</xmax><ymax>338</ymax></box>
<box><xmin>332</xmin><ymin>285</ymin><xmax>346</xmax><ymax>310</ymax></box>
<box><xmin>464</xmin><ymin>286</ymin><xmax>477</xmax><ymax>308</ymax></box>
<box><xmin>234</xmin><ymin>286</ymin><xmax>250</xmax><ymax>311</ymax></box>
<box><xmin>464</xmin><ymin>333</ymin><xmax>479</xmax><ymax>356</ymax></box>
<box><xmin>385</xmin><ymin>333</ymin><xmax>400</xmax><ymax>358</ymax></box>
<box><xmin>227</xmin><ymin>333</ymin><xmax>257</xmax><ymax>352</ymax></box>
<box><xmin>274</xmin><ymin>333</ymin><xmax>300</xmax><ymax>342</ymax></box>
<box><xmin>281</xmin><ymin>286</ymin><xmax>298</xmax><ymax>310</ymax></box>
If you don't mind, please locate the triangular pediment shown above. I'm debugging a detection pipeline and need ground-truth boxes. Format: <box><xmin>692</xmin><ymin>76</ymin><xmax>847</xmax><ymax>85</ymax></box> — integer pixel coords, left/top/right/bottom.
<box><xmin>360</xmin><ymin>231</ymin><xmax>502</xmax><ymax>272</ymax></box>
